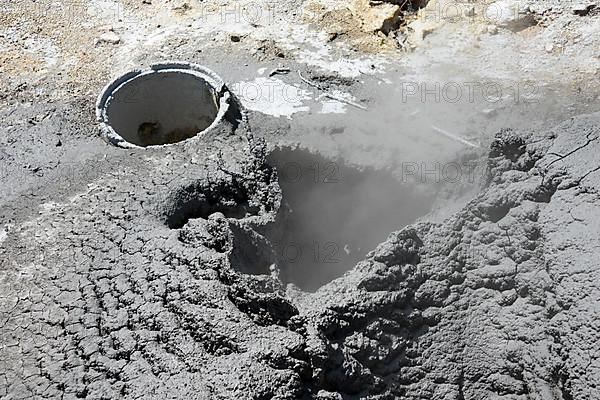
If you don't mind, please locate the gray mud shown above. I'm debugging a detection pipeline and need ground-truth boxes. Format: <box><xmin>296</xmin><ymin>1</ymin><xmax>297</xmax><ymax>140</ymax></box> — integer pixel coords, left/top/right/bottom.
<box><xmin>2</xmin><ymin>86</ymin><xmax>600</xmax><ymax>397</ymax></box>
<box><xmin>1</xmin><ymin>0</ymin><xmax>600</xmax><ymax>398</ymax></box>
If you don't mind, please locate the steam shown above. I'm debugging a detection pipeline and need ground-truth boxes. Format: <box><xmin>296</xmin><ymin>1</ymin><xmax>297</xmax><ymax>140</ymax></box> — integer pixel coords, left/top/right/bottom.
<box><xmin>265</xmin><ymin>71</ymin><xmax>589</xmax><ymax>291</ymax></box>
<box><xmin>269</xmin><ymin>148</ymin><xmax>434</xmax><ymax>291</ymax></box>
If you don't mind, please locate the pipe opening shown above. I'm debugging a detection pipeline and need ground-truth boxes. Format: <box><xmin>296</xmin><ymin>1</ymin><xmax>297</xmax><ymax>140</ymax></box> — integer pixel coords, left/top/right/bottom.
<box><xmin>97</xmin><ymin>63</ymin><xmax>228</xmax><ymax>148</ymax></box>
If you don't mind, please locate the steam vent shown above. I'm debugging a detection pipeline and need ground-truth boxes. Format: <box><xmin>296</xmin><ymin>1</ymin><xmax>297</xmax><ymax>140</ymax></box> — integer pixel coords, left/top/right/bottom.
<box><xmin>2</xmin><ymin>0</ymin><xmax>600</xmax><ymax>398</ymax></box>
<box><xmin>96</xmin><ymin>63</ymin><xmax>229</xmax><ymax>147</ymax></box>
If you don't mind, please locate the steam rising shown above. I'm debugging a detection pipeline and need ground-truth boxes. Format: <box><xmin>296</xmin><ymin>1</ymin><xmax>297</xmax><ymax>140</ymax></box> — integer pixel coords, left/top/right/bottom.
<box><xmin>269</xmin><ymin>148</ymin><xmax>435</xmax><ymax>291</ymax></box>
<box><xmin>264</xmin><ymin>73</ymin><xmax>587</xmax><ymax>291</ymax></box>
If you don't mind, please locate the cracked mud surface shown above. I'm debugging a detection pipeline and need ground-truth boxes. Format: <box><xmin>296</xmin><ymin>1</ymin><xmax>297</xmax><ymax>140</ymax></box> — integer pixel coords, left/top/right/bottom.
<box><xmin>1</xmin><ymin>0</ymin><xmax>600</xmax><ymax>398</ymax></box>
<box><xmin>2</xmin><ymin>106</ymin><xmax>600</xmax><ymax>398</ymax></box>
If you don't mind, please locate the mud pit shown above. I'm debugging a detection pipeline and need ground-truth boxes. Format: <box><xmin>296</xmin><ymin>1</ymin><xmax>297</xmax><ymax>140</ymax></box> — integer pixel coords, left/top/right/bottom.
<box><xmin>96</xmin><ymin>63</ymin><xmax>228</xmax><ymax>148</ymax></box>
<box><xmin>268</xmin><ymin>148</ymin><xmax>435</xmax><ymax>291</ymax></box>
<box><xmin>2</xmin><ymin>0</ymin><xmax>600</xmax><ymax>397</ymax></box>
<box><xmin>176</xmin><ymin>146</ymin><xmax>436</xmax><ymax>291</ymax></box>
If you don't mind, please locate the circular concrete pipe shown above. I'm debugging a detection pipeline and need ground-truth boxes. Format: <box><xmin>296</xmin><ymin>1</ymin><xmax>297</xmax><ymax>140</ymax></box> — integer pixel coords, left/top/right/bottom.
<box><xmin>96</xmin><ymin>62</ymin><xmax>231</xmax><ymax>148</ymax></box>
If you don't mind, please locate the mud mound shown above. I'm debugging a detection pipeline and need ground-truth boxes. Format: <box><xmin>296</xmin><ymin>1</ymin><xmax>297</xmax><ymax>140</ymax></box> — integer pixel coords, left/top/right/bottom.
<box><xmin>2</xmin><ymin>110</ymin><xmax>600</xmax><ymax>398</ymax></box>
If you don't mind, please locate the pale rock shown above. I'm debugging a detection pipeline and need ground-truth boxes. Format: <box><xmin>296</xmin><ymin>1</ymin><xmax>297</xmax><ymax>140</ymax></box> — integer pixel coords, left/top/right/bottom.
<box><xmin>484</xmin><ymin>0</ymin><xmax>536</xmax><ymax>31</ymax></box>
<box><xmin>98</xmin><ymin>31</ymin><xmax>120</xmax><ymax>45</ymax></box>
<box><xmin>350</xmin><ymin>0</ymin><xmax>401</xmax><ymax>34</ymax></box>
<box><xmin>407</xmin><ymin>0</ymin><xmax>452</xmax><ymax>43</ymax></box>
<box><xmin>409</xmin><ymin>19</ymin><xmax>440</xmax><ymax>42</ymax></box>
<box><xmin>487</xmin><ymin>24</ymin><xmax>499</xmax><ymax>34</ymax></box>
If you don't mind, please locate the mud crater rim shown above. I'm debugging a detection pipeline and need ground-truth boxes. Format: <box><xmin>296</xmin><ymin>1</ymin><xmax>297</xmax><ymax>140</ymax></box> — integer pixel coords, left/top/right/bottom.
<box><xmin>160</xmin><ymin>146</ymin><xmax>437</xmax><ymax>292</ymax></box>
<box><xmin>96</xmin><ymin>62</ymin><xmax>230</xmax><ymax>148</ymax></box>
<box><xmin>180</xmin><ymin>146</ymin><xmax>438</xmax><ymax>291</ymax></box>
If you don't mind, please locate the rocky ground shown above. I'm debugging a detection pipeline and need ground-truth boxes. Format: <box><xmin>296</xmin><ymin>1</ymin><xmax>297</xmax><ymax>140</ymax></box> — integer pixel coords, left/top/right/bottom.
<box><xmin>1</xmin><ymin>0</ymin><xmax>599</xmax><ymax>398</ymax></box>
